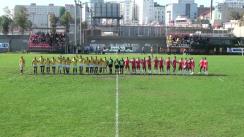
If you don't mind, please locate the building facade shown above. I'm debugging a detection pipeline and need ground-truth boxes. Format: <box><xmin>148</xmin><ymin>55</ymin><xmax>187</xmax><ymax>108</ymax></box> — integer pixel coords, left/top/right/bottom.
<box><xmin>135</xmin><ymin>0</ymin><xmax>155</xmax><ymax>25</ymax></box>
<box><xmin>165</xmin><ymin>0</ymin><xmax>197</xmax><ymax>26</ymax></box>
<box><xmin>224</xmin><ymin>0</ymin><xmax>244</xmax><ymax>8</ymax></box>
<box><xmin>154</xmin><ymin>3</ymin><xmax>165</xmax><ymax>25</ymax></box>
<box><xmin>14</xmin><ymin>3</ymin><xmax>63</xmax><ymax>28</ymax></box>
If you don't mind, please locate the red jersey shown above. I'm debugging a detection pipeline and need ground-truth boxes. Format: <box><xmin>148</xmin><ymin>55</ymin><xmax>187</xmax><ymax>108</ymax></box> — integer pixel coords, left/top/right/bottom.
<box><xmin>131</xmin><ymin>59</ymin><xmax>136</xmax><ymax>68</ymax></box>
<box><xmin>142</xmin><ymin>60</ymin><xmax>146</xmax><ymax>69</ymax></box>
<box><xmin>147</xmin><ymin>59</ymin><xmax>152</xmax><ymax>66</ymax></box>
<box><xmin>172</xmin><ymin>59</ymin><xmax>177</xmax><ymax>68</ymax></box>
<box><xmin>203</xmin><ymin>60</ymin><xmax>208</xmax><ymax>68</ymax></box>
<box><xmin>183</xmin><ymin>60</ymin><xmax>187</xmax><ymax>68</ymax></box>
<box><xmin>125</xmin><ymin>59</ymin><xmax>129</xmax><ymax>66</ymax></box>
<box><xmin>154</xmin><ymin>58</ymin><xmax>159</xmax><ymax>67</ymax></box>
<box><xmin>179</xmin><ymin>60</ymin><xmax>183</xmax><ymax>68</ymax></box>
<box><xmin>166</xmin><ymin>59</ymin><xmax>171</xmax><ymax>67</ymax></box>
<box><xmin>136</xmin><ymin>59</ymin><xmax>141</xmax><ymax>69</ymax></box>
<box><xmin>159</xmin><ymin>59</ymin><xmax>163</xmax><ymax>67</ymax></box>
<box><xmin>200</xmin><ymin>59</ymin><xmax>204</xmax><ymax>67</ymax></box>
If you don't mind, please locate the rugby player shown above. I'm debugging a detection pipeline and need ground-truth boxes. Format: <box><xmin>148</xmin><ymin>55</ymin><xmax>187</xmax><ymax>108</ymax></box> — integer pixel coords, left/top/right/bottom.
<box><xmin>172</xmin><ymin>56</ymin><xmax>177</xmax><ymax>74</ymax></box>
<box><xmin>78</xmin><ymin>56</ymin><xmax>84</xmax><ymax>74</ymax></box>
<box><xmin>203</xmin><ymin>57</ymin><xmax>208</xmax><ymax>75</ymax></box>
<box><xmin>166</xmin><ymin>57</ymin><xmax>171</xmax><ymax>75</ymax></box>
<box><xmin>141</xmin><ymin>57</ymin><xmax>147</xmax><ymax>74</ymax></box>
<box><xmin>178</xmin><ymin>58</ymin><xmax>183</xmax><ymax>74</ymax></box>
<box><xmin>114</xmin><ymin>58</ymin><xmax>120</xmax><ymax>74</ymax></box>
<box><xmin>72</xmin><ymin>57</ymin><xmax>78</xmax><ymax>75</ymax></box>
<box><xmin>66</xmin><ymin>57</ymin><xmax>71</xmax><ymax>74</ymax></box>
<box><xmin>124</xmin><ymin>57</ymin><xmax>130</xmax><ymax>73</ymax></box>
<box><xmin>32</xmin><ymin>57</ymin><xmax>38</xmax><ymax>75</ymax></box>
<box><xmin>131</xmin><ymin>58</ymin><xmax>136</xmax><ymax>74</ymax></box>
<box><xmin>136</xmin><ymin>58</ymin><xmax>141</xmax><ymax>74</ymax></box>
<box><xmin>147</xmin><ymin>56</ymin><xmax>152</xmax><ymax>74</ymax></box>
<box><xmin>39</xmin><ymin>56</ymin><xmax>45</xmax><ymax>74</ymax></box>
<box><xmin>108</xmin><ymin>57</ymin><xmax>114</xmax><ymax>74</ymax></box>
<box><xmin>85</xmin><ymin>57</ymin><xmax>90</xmax><ymax>74</ymax></box>
<box><xmin>57</xmin><ymin>56</ymin><xmax>63</xmax><ymax>74</ymax></box>
<box><xmin>51</xmin><ymin>57</ymin><xmax>56</xmax><ymax>74</ymax></box>
<box><xmin>199</xmin><ymin>57</ymin><xmax>204</xmax><ymax>74</ymax></box>
<box><xmin>62</xmin><ymin>57</ymin><xmax>66</xmax><ymax>74</ymax></box>
<box><xmin>19</xmin><ymin>56</ymin><xmax>25</xmax><ymax>74</ymax></box>
<box><xmin>154</xmin><ymin>56</ymin><xmax>159</xmax><ymax>74</ymax></box>
<box><xmin>46</xmin><ymin>58</ymin><xmax>51</xmax><ymax>74</ymax></box>
<box><xmin>159</xmin><ymin>57</ymin><xmax>164</xmax><ymax>73</ymax></box>
<box><xmin>119</xmin><ymin>58</ymin><xmax>124</xmax><ymax>74</ymax></box>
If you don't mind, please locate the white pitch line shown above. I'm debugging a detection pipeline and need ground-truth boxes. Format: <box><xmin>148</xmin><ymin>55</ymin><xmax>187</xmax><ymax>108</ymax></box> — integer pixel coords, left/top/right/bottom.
<box><xmin>115</xmin><ymin>74</ymin><xmax>119</xmax><ymax>137</ymax></box>
<box><xmin>218</xmin><ymin>77</ymin><xmax>224</xmax><ymax>82</ymax></box>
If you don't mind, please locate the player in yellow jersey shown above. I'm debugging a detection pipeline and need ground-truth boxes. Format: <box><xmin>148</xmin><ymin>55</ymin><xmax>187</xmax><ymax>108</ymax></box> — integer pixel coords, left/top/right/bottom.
<box><xmin>32</xmin><ymin>57</ymin><xmax>38</xmax><ymax>75</ymax></box>
<box><xmin>51</xmin><ymin>57</ymin><xmax>57</xmax><ymax>74</ymax></box>
<box><xmin>39</xmin><ymin>56</ymin><xmax>45</xmax><ymax>74</ymax></box>
<box><xmin>66</xmin><ymin>57</ymin><xmax>72</xmax><ymax>74</ymax></box>
<box><xmin>72</xmin><ymin>57</ymin><xmax>78</xmax><ymax>75</ymax></box>
<box><xmin>99</xmin><ymin>58</ymin><xmax>104</xmax><ymax>74</ymax></box>
<box><xmin>94</xmin><ymin>56</ymin><xmax>99</xmax><ymax>74</ymax></box>
<box><xmin>89</xmin><ymin>57</ymin><xmax>94</xmax><ymax>74</ymax></box>
<box><xmin>57</xmin><ymin>56</ymin><xmax>63</xmax><ymax>74</ymax></box>
<box><xmin>85</xmin><ymin>57</ymin><xmax>90</xmax><ymax>74</ymax></box>
<box><xmin>19</xmin><ymin>56</ymin><xmax>25</xmax><ymax>74</ymax></box>
<box><xmin>62</xmin><ymin>57</ymin><xmax>66</xmax><ymax>74</ymax></box>
<box><xmin>46</xmin><ymin>58</ymin><xmax>51</xmax><ymax>74</ymax></box>
<box><xmin>78</xmin><ymin>56</ymin><xmax>84</xmax><ymax>74</ymax></box>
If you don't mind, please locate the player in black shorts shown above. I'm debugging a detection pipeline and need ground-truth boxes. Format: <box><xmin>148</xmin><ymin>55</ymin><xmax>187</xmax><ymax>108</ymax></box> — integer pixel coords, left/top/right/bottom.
<box><xmin>119</xmin><ymin>58</ymin><xmax>124</xmax><ymax>74</ymax></box>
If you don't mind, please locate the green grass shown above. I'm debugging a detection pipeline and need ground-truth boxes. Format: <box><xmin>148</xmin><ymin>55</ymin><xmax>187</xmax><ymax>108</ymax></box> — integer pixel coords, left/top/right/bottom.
<box><xmin>0</xmin><ymin>53</ymin><xmax>244</xmax><ymax>137</ymax></box>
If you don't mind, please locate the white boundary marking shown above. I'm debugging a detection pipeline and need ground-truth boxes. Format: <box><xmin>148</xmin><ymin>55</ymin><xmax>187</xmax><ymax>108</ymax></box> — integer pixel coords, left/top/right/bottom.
<box><xmin>218</xmin><ymin>77</ymin><xmax>224</xmax><ymax>82</ymax></box>
<box><xmin>115</xmin><ymin>74</ymin><xmax>119</xmax><ymax>137</ymax></box>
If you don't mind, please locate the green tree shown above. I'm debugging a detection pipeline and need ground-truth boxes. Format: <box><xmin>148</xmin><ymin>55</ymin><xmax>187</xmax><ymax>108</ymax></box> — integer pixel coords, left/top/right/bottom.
<box><xmin>14</xmin><ymin>6</ymin><xmax>29</xmax><ymax>34</ymax></box>
<box><xmin>60</xmin><ymin>11</ymin><xmax>72</xmax><ymax>53</ymax></box>
<box><xmin>59</xmin><ymin>7</ymin><xmax>66</xmax><ymax>18</ymax></box>
<box><xmin>49</xmin><ymin>14</ymin><xmax>58</xmax><ymax>34</ymax></box>
<box><xmin>0</xmin><ymin>15</ymin><xmax>13</xmax><ymax>34</ymax></box>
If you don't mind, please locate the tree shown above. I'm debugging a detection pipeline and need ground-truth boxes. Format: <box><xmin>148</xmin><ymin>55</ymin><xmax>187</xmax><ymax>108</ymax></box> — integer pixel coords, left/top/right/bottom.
<box><xmin>60</xmin><ymin>11</ymin><xmax>72</xmax><ymax>33</ymax></box>
<box><xmin>3</xmin><ymin>6</ymin><xmax>13</xmax><ymax>18</ymax></box>
<box><xmin>60</xmin><ymin>11</ymin><xmax>72</xmax><ymax>53</ymax></box>
<box><xmin>59</xmin><ymin>7</ymin><xmax>66</xmax><ymax>18</ymax></box>
<box><xmin>49</xmin><ymin>14</ymin><xmax>58</xmax><ymax>34</ymax></box>
<box><xmin>14</xmin><ymin>6</ymin><xmax>29</xmax><ymax>34</ymax></box>
<box><xmin>0</xmin><ymin>15</ymin><xmax>13</xmax><ymax>34</ymax></box>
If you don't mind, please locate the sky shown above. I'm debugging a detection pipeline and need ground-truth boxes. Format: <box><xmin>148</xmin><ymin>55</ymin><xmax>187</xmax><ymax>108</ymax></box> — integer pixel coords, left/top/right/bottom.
<box><xmin>0</xmin><ymin>0</ymin><xmax>224</xmax><ymax>16</ymax></box>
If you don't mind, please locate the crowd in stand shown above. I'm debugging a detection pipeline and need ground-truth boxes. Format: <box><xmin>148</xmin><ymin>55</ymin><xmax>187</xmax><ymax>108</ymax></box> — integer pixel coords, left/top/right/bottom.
<box><xmin>166</xmin><ymin>34</ymin><xmax>211</xmax><ymax>47</ymax></box>
<box><xmin>18</xmin><ymin>55</ymin><xmax>209</xmax><ymax>75</ymax></box>
<box><xmin>29</xmin><ymin>33</ymin><xmax>65</xmax><ymax>47</ymax></box>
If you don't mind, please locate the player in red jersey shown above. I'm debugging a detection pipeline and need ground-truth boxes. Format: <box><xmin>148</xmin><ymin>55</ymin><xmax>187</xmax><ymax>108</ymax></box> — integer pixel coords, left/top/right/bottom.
<box><xmin>199</xmin><ymin>57</ymin><xmax>204</xmax><ymax>73</ymax></box>
<box><xmin>203</xmin><ymin>57</ymin><xmax>208</xmax><ymax>75</ymax></box>
<box><xmin>159</xmin><ymin>57</ymin><xmax>164</xmax><ymax>74</ymax></box>
<box><xmin>183</xmin><ymin>58</ymin><xmax>188</xmax><ymax>75</ymax></box>
<box><xmin>178</xmin><ymin>58</ymin><xmax>183</xmax><ymax>74</ymax></box>
<box><xmin>125</xmin><ymin>57</ymin><xmax>130</xmax><ymax>73</ymax></box>
<box><xmin>147</xmin><ymin>56</ymin><xmax>152</xmax><ymax>74</ymax></box>
<box><xmin>154</xmin><ymin>56</ymin><xmax>159</xmax><ymax>74</ymax></box>
<box><xmin>136</xmin><ymin>58</ymin><xmax>141</xmax><ymax>74</ymax></box>
<box><xmin>190</xmin><ymin>57</ymin><xmax>195</xmax><ymax>74</ymax></box>
<box><xmin>172</xmin><ymin>56</ymin><xmax>177</xmax><ymax>74</ymax></box>
<box><xmin>131</xmin><ymin>58</ymin><xmax>136</xmax><ymax>74</ymax></box>
<box><xmin>141</xmin><ymin>57</ymin><xmax>147</xmax><ymax>74</ymax></box>
<box><xmin>166</xmin><ymin>57</ymin><xmax>171</xmax><ymax>75</ymax></box>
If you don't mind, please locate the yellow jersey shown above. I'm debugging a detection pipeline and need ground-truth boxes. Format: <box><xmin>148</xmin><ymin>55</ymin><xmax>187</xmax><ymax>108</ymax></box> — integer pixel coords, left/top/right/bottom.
<box><xmin>19</xmin><ymin>58</ymin><xmax>25</xmax><ymax>66</ymax></box>
<box><xmin>51</xmin><ymin>58</ymin><xmax>56</xmax><ymax>65</ymax></box>
<box><xmin>32</xmin><ymin>59</ymin><xmax>38</xmax><ymax>65</ymax></box>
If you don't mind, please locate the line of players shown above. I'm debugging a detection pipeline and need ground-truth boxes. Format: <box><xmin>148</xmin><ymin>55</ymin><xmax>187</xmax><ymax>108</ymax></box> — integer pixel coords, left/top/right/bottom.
<box><xmin>31</xmin><ymin>56</ymin><xmax>208</xmax><ymax>75</ymax></box>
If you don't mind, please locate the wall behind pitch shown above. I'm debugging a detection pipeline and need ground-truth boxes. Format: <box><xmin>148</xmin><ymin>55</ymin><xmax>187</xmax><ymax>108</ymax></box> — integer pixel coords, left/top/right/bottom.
<box><xmin>0</xmin><ymin>35</ymin><xmax>29</xmax><ymax>52</ymax></box>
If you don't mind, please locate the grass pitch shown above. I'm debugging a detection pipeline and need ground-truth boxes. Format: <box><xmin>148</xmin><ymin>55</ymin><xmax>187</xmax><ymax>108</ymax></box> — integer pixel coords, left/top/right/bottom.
<box><xmin>0</xmin><ymin>53</ymin><xmax>244</xmax><ymax>137</ymax></box>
